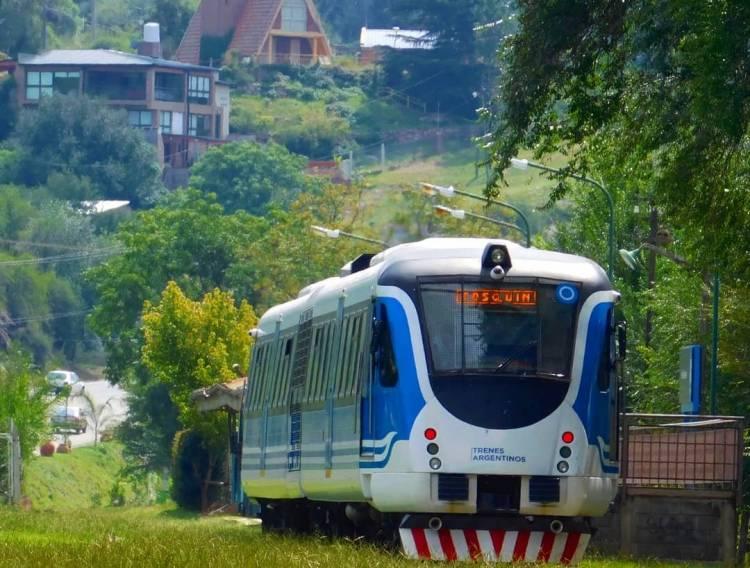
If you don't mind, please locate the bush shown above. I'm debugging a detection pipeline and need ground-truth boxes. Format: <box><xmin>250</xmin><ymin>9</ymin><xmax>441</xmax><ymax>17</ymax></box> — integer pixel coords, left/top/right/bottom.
<box><xmin>171</xmin><ymin>429</ymin><xmax>225</xmax><ymax>511</ymax></box>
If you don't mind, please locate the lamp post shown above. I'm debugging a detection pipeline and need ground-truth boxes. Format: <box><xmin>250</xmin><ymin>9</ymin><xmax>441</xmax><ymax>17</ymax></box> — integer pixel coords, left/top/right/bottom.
<box><xmin>310</xmin><ymin>225</ymin><xmax>389</xmax><ymax>248</ymax></box>
<box><xmin>433</xmin><ymin>205</ymin><xmax>526</xmax><ymax>239</ymax></box>
<box><xmin>420</xmin><ymin>182</ymin><xmax>531</xmax><ymax>247</ymax></box>
<box><xmin>618</xmin><ymin>245</ymin><xmax>720</xmax><ymax>414</ymax></box>
<box><xmin>510</xmin><ymin>158</ymin><xmax>614</xmax><ymax>280</ymax></box>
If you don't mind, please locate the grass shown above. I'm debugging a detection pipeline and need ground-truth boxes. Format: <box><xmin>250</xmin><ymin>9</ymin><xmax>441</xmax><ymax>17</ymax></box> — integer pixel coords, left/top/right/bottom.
<box><xmin>0</xmin><ymin>506</ymin><xmax>714</xmax><ymax>568</ymax></box>
<box><xmin>23</xmin><ymin>442</ymin><xmax>134</xmax><ymax>511</ymax></box>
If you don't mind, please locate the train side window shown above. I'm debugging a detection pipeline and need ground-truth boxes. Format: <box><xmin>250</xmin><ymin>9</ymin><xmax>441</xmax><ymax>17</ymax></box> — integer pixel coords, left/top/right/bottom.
<box><xmin>280</xmin><ymin>338</ymin><xmax>294</xmax><ymax>405</ymax></box>
<box><xmin>337</xmin><ymin>317</ymin><xmax>351</xmax><ymax>397</ymax></box>
<box><xmin>375</xmin><ymin>306</ymin><xmax>398</xmax><ymax>387</ymax></box>
<box><xmin>316</xmin><ymin>324</ymin><xmax>327</xmax><ymax>400</ymax></box>
<box><xmin>247</xmin><ymin>345</ymin><xmax>261</xmax><ymax>410</ymax></box>
<box><xmin>305</xmin><ymin>327</ymin><xmax>320</xmax><ymax>402</ymax></box>
<box><xmin>346</xmin><ymin>315</ymin><xmax>362</xmax><ymax>395</ymax></box>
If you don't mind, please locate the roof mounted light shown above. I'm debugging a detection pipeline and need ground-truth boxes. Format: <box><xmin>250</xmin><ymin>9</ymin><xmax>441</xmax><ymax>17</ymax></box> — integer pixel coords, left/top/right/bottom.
<box><xmin>482</xmin><ymin>244</ymin><xmax>512</xmax><ymax>272</ymax></box>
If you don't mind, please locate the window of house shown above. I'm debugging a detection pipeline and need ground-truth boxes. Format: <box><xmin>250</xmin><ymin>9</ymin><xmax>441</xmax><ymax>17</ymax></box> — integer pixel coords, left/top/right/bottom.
<box><xmin>281</xmin><ymin>0</ymin><xmax>307</xmax><ymax>32</ymax></box>
<box><xmin>188</xmin><ymin>75</ymin><xmax>210</xmax><ymax>104</ymax></box>
<box><xmin>160</xmin><ymin>111</ymin><xmax>173</xmax><ymax>134</ymax></box>
<box><xmin>87</xmin><ymin>70</ymin><xmax>146</xmax><ymax>100</ymax></box>
<box><xmin>128</xmin><ymin>110</ymin><xmax>153</xmax><ymax>128</ymax></box>
<box><xmin>155</xmin><ymin>72</ymin><xmax>184</xmax><ymax>102</ymax></box>
<box><xmin>26</xmin><ymin>71</ymin><xmax>80</xmax><ymax>100</ymax></box>
<box><xmin>189</xmin><ymin>113</ymin><xmax>210</xmax><ymax>137</ymax></box>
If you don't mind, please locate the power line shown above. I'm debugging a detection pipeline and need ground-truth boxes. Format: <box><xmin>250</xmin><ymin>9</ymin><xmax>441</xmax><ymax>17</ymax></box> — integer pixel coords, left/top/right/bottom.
<box><xmin>1</xmin><ymin>309</ymin><xmax>93</xmax><ymax>327</ymax></box>
<box><xmin>0</xmin><ymin>247</ymin><xmax>122</xmax><ymax>267</ymax></box>
<box><xmin>0</xmin><ymin>238</ymin><xmax>113</xmax><ymax>252</ymax></box>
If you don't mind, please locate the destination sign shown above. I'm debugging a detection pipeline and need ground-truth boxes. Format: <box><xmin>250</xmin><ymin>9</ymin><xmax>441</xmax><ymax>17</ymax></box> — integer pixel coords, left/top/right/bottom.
<box><xmin>455</xmin><ymin>289</ymin><xmax>537</xmax><ymax>307</ymax></box>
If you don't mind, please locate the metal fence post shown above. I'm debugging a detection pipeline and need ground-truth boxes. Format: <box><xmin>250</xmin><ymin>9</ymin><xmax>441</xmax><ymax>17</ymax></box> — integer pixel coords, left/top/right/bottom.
<box><xmin>9</xmin><ymin>419</ymin><xmax>20</xmax><ymax>506</ymax></box>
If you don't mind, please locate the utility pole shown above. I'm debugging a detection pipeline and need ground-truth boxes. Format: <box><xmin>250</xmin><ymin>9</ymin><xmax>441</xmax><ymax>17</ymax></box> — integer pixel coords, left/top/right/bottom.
<box><xmin>644</xmin><ymin>203</ymin><xmax>658</xmax><ymax>347</ymax></box>
<box><xmin>91</xmin><ymin>0</ymin><xmax>97</xmax><ymax>40</ymax></box>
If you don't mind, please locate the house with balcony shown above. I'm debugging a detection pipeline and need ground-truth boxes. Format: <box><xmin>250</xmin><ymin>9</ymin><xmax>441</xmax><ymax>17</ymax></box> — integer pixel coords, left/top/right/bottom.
<box><xmin>176</xmin><ymin>0</ymin><xmax>333</xmax><ymax>66</ymax></box>
<box><xmin>13</xmin><ymin>24</ymin><xmax>230</xmax><ymax>176</ymax></box>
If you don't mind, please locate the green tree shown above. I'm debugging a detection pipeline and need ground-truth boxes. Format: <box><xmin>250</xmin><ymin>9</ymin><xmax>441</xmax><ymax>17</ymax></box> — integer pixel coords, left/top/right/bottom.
<box><xmin>142</xmin><ymin>282</ymin><xmax>256</xmax><ymax>511</ymax></box>
<box><xmin>148</xmin><ymin>0</ymin><xmax>199</xmax><ymax>58</ymax></box>
<box><xmin>88</xmin><ymin>189</ymin><xmax>260</xmax><ymax>384</ymax></box>
<box><xmin>486</xmin><ymin>0</ymin><xmax>750</xmax><ymax>281</ymax></box>
<box><xmin>189</xmin><ymin>141</ymin><xmax>313</xmax><ymax>215</ymax></box>
<box><xmin>13</xmin><ymin>94</ymin><xmax>163</xmax><ymax>207</ymax></box>
<box><xmin>0</xmin><ymin>350</ymin><xmax>52</xmax><ymax>460</ymax></box>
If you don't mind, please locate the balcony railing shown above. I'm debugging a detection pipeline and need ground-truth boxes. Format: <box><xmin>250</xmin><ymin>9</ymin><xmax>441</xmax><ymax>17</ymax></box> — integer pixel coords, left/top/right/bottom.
<box><xmin>269</xmin><ymin>53</ymin><xmax>320</xmax><ymax>66</ymax></box>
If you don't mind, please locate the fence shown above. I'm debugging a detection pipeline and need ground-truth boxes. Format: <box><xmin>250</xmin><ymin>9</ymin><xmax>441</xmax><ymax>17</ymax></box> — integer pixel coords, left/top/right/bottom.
<box><xmin>594</xmin><ymin>413</ymin><xmax>746</xmax><ymax>566</ymax></box>
<box><xmin>0</xmin><ymin>419</ymin><xmax>21</xmax><ymax>506</ymax></box>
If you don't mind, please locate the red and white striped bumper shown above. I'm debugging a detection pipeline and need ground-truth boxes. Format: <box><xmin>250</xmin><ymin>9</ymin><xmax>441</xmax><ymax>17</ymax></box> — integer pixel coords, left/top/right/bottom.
<box><xmin>399</xmin><ymin>529</ymin><xmax>590</xmax><ymax>564</ymax></box>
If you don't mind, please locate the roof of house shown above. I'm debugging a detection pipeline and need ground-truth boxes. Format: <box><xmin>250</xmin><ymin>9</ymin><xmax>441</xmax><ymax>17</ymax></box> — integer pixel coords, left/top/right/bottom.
<box><xmin>359</xmin><ymin>27</ymin><xmax>434</xmax><ymax>50</ymax></box>
<box><xmin>17</xmin><ymin>50</ymin><xmax>215</xmax><ymax>73</ymax></box>
<box><xmin>176</xmin><ymin>0</ymin><xmax>332</xmax><ymax>65</ymax></box>
<box><xmin>191</xmin><ymin>377</ymin><xmax>246</xmax><ymax>413</ymax></box>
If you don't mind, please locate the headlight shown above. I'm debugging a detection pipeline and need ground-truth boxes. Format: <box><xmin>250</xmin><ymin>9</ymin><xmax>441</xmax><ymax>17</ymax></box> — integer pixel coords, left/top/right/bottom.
<box><xmin>556</xmin><ymin>460</ymin><xmax>569</xmax><ymax>473</ymax></box>
<box><xmin>429</xmin><ymin>458</ymin><xmax>442</xmax><ymax>470</ymax></box>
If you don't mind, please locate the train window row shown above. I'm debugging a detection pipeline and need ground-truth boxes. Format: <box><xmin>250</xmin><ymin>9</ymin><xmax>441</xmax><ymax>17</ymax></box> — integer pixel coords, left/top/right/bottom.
<box><xmin>246</xmin><ymin>306</ymin><xmax>372</xmax><ymax>411</ymax></box>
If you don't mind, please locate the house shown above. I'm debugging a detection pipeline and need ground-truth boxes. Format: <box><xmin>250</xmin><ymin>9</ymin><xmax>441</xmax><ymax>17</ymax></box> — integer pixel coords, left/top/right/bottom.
<box><xmin>176</xmin><ymin>0</ymin><xmax>333</xmax><ymax>66</ymax></box>
<box><xmin>359</xmin><ymin>27</ymin><xmax>434</xmax><ymax>65</ymax></box>
<box><xmin>13</xmin><ymin>24</ymin><xmax>231</xmax><ymax>173</ymax></box>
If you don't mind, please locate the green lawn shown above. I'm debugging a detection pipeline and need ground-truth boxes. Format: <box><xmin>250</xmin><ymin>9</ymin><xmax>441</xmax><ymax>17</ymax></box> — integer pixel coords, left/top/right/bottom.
<box><xmin>0</xmin><ymin>506</ymin><xmax>711</xmax><ymax>568</ymax></box>
<box><xmin>23</xmin><ymin>442</ymin><xmax>137</xmax><ymax>511</ymax></box>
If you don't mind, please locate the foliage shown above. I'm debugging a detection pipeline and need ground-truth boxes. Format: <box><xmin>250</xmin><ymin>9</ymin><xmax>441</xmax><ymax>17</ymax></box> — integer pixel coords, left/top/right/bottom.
<box><xmin>87</xmin><ymin>189</ymin><xmax>260</xmax><ymax>384</ymax></box>
<box><xmin>486</xmin><ymin>0</ymin><xmax>750</xmax><ymax>281</ymax></box>
<box><xmin>141</xmin><ymin>282</ymin><xmax>256</xmax><ymax>435</ymax></box>
<box><xmin>0</xmin><ymin>350</ymin><xmax>52</xmax><ymax>460</ymax></box>
<box><xmin>0</xmin><ymin>76</ymin><xmax>18</xmax><ymax>142</ymax></box>
<box><xmin>231</xmin><ymin>97</ymin><xmax>353</xmax><ymax>157</ymax></box>
<box><xmin>149</xmin><ymin>0</ymin><xmax>200</xmax><ymax>58</ymax></box>
<box><xmin>115</xmin><ymin>381</ymin><xmax>180</xmax><ymax>473</ymax></box>
<box><xmin>142</xmin><ymin>283</ymin><xmax>254</xmax><ymax>511</ymax></box>
<box><xmin>171</xmin><ymin>429</ymin><xmax>226</xmax><ymax>512</ymax></box>
<box><xmin>190</xmin><ymin>141</ymin><xmax>314</xmax><ymax>214</ymax></box>
<box><xmin>228</xmin><ymin>184</ymin><xmax>368</xmax><ymax>311</ymax></box>
<box><xmin>12</xmin><ymin>94</ymin><xmax>163</xmax><ymax>207</ymax></box>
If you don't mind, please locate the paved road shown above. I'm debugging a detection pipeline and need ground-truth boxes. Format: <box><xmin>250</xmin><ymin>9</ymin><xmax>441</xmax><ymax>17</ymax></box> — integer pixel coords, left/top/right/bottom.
<box><xmin>51</xmin><ymin>380</ymin><xmax>128</xmax><ymax>448</ymax></box>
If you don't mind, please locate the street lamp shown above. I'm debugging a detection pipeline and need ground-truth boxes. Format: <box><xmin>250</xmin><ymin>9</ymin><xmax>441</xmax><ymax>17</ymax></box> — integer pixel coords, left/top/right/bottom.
<box><xmin>420</xmin><ymin>182</ymin><xmax>531</xmax><ymax>247</ymax></box>
<box><xmin>310</xmin><ymin>225</ymin><xmax>389</xmax><ymax>248</ymax></box>
<box><xmin>433</xmin><ymin>205</ymin><xmax>526</xmax><ymax>239</ymax></box>
<box><xmin>618</xmin><ymin>244</ymin><xmax>720</xmax><ymax>414</ymax></box>
<box><xmin>510</xmin><ymin>158</ymin><xmax>614</xmax><ymax>280</ymax></box>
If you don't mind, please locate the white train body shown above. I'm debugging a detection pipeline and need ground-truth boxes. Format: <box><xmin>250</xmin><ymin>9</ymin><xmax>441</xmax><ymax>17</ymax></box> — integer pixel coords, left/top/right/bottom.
<box><xmin>241</xmin><ymin>238</ymin><xmax>620</xmax><ymax>537</ymax></box>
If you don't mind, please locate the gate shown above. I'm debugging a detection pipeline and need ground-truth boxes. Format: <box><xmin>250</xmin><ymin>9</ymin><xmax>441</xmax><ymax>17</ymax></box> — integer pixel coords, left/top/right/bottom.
<box><xmin>603</xmin><ymin>414</ymin><xmax>746</xmax><ymax>566</ymax></box>
<box><xmin>0</xmin><ymin>419</ymin><xmax>21</xmax><ymax>506</ymax></box>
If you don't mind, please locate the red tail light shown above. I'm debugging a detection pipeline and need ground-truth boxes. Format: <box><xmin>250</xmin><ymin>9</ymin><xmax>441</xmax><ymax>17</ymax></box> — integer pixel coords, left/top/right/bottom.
<box><xmin>561</xmin><ymin>431</ymin><xmax>574</xmax><ymax>444</ymax></box>
<box><xmin>424</xmin><ymin>428</ymin><xmax>437</xmax><ymax>441</ymax></box>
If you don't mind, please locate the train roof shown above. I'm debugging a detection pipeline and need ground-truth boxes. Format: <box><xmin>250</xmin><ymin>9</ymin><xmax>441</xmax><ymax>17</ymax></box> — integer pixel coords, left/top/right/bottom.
<box><xmin>255</xmin><ymin>238</ymin><xmax>610</xmax><ymax>332</ymax></box>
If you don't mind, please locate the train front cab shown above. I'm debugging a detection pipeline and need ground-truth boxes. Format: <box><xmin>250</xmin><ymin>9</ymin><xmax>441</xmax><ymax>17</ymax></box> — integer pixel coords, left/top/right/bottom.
<box><xmin>362</xmin><ymin>242</ymin><xmax>622</xmax><ymax>561</ymax></box>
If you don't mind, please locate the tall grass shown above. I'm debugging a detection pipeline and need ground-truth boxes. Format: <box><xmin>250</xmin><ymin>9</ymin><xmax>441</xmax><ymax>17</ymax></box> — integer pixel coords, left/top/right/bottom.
<box><xmin>0</xmin><ymin>506</ymin><xmax>711</xmax><ymax>568</ymax></box>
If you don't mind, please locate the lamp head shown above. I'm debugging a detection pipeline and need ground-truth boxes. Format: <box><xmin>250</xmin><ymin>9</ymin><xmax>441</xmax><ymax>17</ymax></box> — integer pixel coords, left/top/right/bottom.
<box><xmin>311</xmin><ymin>225</ymin><xmax>340</xmax><ymax>239</ymax></box>
<box><xmin>619</xmin><ymin>247</ymin><xmax>642</xmax><ymax>271</ymax></box>
<box><xmin>510</xmin><ymin>158</ymin><xmax>529</xmax><ymax>171</ymax></box>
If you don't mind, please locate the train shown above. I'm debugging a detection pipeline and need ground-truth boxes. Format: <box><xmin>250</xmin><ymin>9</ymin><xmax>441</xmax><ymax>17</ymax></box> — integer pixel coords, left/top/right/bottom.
<box><xmin>240</xmin><ymin>238</ymin><xmax>623</xmax><ymax>563</ymax></box>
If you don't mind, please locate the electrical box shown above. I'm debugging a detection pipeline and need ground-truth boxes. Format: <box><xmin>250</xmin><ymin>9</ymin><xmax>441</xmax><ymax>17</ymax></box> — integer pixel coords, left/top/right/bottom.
<box><xmin>679</xmin><ymin>345</ymin><xmax>703</xmax><ymax>414</ymax></box>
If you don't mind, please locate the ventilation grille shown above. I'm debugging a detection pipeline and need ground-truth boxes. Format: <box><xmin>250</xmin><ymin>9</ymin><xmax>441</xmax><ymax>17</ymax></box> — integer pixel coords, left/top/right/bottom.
<box><xmin>529</xmin><ymin>476</ymin><xmax>560</xmax><ymax>503</ymax></box>
<box><xmin>438</xmin><ymin>474</ymin><xmax>469</xmax><ymax>501</ymax></box>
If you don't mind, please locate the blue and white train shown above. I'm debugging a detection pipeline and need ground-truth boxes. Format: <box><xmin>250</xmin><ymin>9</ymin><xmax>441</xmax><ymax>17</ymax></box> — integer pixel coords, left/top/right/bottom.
<box><xmin>241</xmin><ymin>238</ymin><xmax>622</xmax><ymax>563</ymax></box>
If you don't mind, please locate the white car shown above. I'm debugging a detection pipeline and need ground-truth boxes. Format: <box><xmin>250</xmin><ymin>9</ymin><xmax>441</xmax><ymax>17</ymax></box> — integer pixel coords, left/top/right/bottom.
<box><xmin>46</xmin><ymin>370</ymin><xmax>85</xmax><ymax>396</ymax></box>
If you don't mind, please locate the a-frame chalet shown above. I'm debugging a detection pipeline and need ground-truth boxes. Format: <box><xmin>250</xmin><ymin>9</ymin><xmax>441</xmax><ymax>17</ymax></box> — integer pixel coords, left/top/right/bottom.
<box><xmin>176</xmin><ymin>0</ymin><xmax>333</xmax><ymax>66</ymax></box>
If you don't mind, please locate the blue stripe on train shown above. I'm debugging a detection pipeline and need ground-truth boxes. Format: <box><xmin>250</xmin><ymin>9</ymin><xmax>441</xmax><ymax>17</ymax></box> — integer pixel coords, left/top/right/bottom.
<box><xmin>360</xmin><ymin>297</ymin><xmax>425</xmax><ymax>470</ymax></box>
<box><xmin>573</xmin><ymin>302</ymin><xmax>618</xmax><ymax>474</ymax></box>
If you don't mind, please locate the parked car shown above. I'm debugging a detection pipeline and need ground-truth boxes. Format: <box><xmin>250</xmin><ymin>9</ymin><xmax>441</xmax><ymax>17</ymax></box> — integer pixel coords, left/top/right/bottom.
<box><xmin>50</xmin><ymin>405</ymin><xmax>88</xmax><ymax>434</ymax></box>
<box><xmin>46</xmin><ymin>370</ymin><xmax>84</xmax><ymax>395</ymax></box>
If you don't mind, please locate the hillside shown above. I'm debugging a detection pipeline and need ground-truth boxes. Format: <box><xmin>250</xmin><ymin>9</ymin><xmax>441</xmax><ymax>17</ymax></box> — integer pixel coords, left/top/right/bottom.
<box><xmin>23</xmin><ymin>442</ymin><xmax>144</xmax><ymax>510</ymax></box>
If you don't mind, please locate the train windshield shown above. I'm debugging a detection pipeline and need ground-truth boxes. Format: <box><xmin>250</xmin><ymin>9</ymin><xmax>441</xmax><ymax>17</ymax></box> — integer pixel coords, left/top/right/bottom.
<box><xmin>419</xmin><ymin>280</ymin><xmax>578</xmax><ymax>380</ymax></box>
